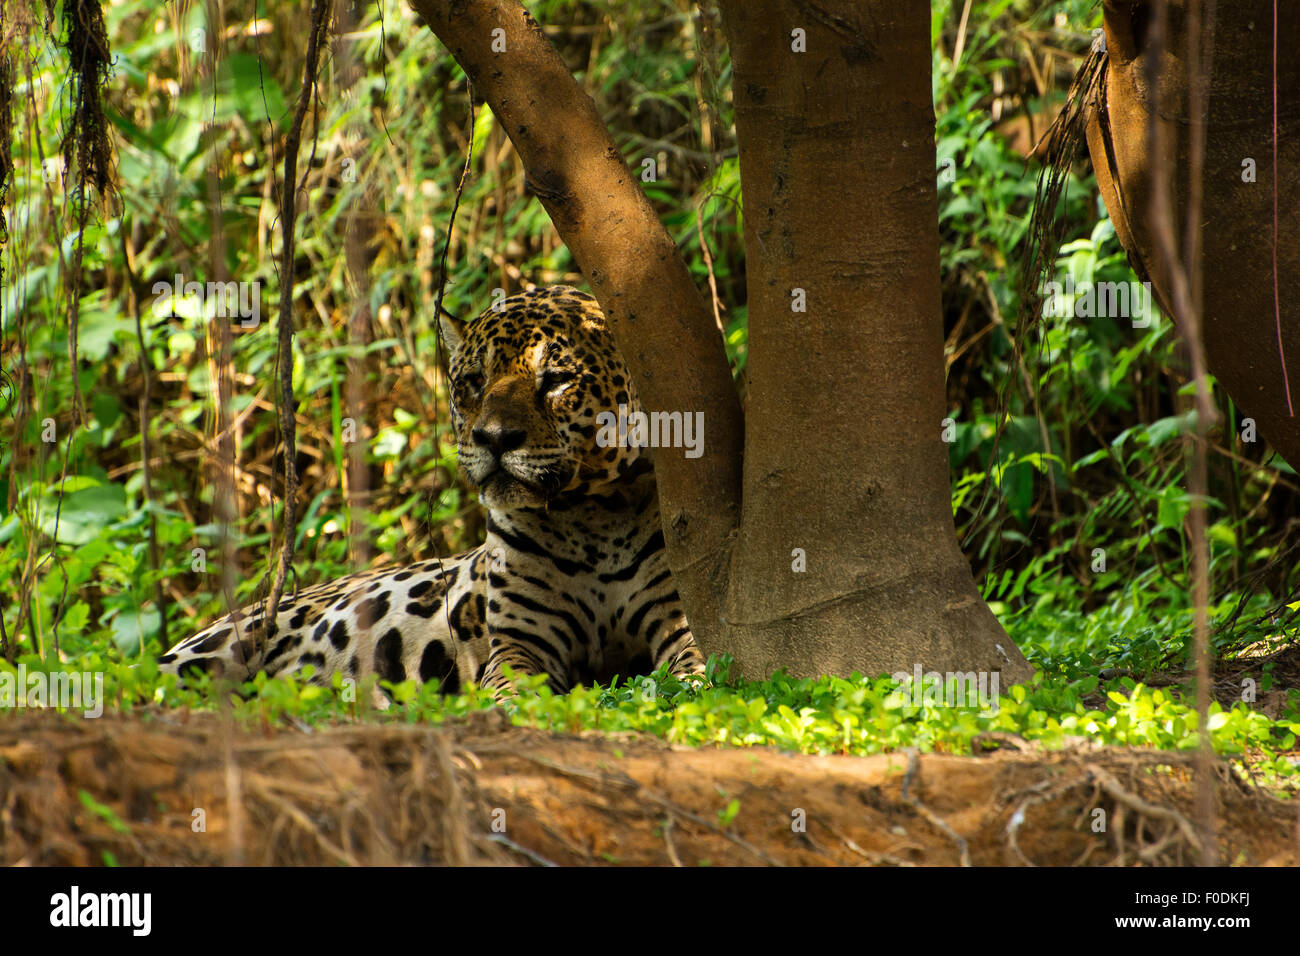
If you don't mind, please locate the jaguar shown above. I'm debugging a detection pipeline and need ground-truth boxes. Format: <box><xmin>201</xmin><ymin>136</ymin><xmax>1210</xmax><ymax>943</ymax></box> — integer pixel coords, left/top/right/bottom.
<box><xmin>157</xmin><ymin>286</ymin><xmax>706</xmax><ymax>695</ymax></box>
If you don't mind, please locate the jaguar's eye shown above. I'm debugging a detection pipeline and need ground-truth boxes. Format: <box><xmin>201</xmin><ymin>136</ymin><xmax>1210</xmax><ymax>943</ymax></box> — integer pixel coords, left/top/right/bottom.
<box><xmin>461</xmin><ymin>370</ymin><xmax>486</xmax><ymax>395</ymax></box>
<box><xmin>539</xmin><ymin>368</ymin><xmax>577</xmax><ymax>394</ymax></box>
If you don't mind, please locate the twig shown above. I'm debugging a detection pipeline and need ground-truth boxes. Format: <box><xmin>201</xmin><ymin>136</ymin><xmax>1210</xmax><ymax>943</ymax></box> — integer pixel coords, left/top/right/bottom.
<box><xmin>1145</xmin><ymin>0</ymin><xmax>1218</xmax><ymax>866</ymax></box>
<box><xmin>1006</xmin><ymin>774</ymin><xmax>1087</xmax><ymax>866</ymax></box>
<box><xmin>124</xmin><ymin>229</ymin><xmax>167</xmax><ymax>653</ymax></box>
<box><xmin>246</xmin><ymin>779</ymin><xmax>361</xmax><ymax>867</ymax></box>
<box><xmin>900</xmin><ymin>749</ymin><xmax>971</xmax><ymax>866</ymax></box>
<box><xmin>486</xmin><ymin>833</ymin><xmax>559</xmax><ymax>867</ymax></box>
<box><xmin>431</xmin><ymin>733</ymin><xmax>472</xmax><ymax>866</ymax></box>
<box><xmin>262</xmin><ymin>0</ymin><xmax>333</xmax><ymax>648</ymax></box>
<box><xmin>826</xmin><ymin>824</ymin><xmax>915</xmax><ymax>867</ymax></box>
<box><xmin>661</xmin><ymin>814</ymin><xmax>683</xmax><ymax>867</ymax></box>
<box><xmin>694</xmin><ymin>204</ymin><xmax>724</xmax><ymax>336</ymax></box>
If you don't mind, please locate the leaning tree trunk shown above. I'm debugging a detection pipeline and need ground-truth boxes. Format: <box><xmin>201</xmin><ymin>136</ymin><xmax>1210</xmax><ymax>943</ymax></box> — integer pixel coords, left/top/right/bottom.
<box><xmin>413</xmin><ymin>0</ymin><xmax>1033</xmax><ymax>685</ymax></box>
<box><xmin>1086</xmin><ymin>0</ymin><xmax>1300</xmax><ymax>467</ymax></box>
<box><xmin>408</xmin><ymin>0</ymin><xmax>743</xmax><ymax>655</ymax></box>
<box><xmin>714</xmin><ymin>0</ymin><xmax>1030</xmax><ymax>682</ymax></box>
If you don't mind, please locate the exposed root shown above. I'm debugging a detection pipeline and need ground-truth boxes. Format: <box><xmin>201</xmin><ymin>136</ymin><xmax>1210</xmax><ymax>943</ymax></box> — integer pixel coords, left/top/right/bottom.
<box><xmin>1001</xmin><ymin>756</ymin><xmax>1209</xmax><ymax>866</ymax></box>
<box><xmin>661</xmin><ymin>814</ymin><xmax>684</xmax><ymax>868</ymax></box>
<box><xmin>1091</xmin><ymin>766</ymin><xmax>1202</xmax><ymax>864</ymax></box>
<box><xmin>827</xmin><ymin>824</ymin><xmax>915</xmax><ymax>867</ymax></box>
<box><xmin>901</xmin><ymin>750</ymin><xmax>971</xmax><ymax>866</ymax></box>
<box><xmin>1</xmin><ymin>714</ymin><xmax>1292</xmax><ymax>867</ymax></box>
<box><xmin>506</xmin><ymin>749</ymin><xmax>785</xmax><ymax>866</ymax></box>
<box><xmin>486</xmin><ymin>832</ymin><xmax>558</xmax><ymax>867</ymax></box>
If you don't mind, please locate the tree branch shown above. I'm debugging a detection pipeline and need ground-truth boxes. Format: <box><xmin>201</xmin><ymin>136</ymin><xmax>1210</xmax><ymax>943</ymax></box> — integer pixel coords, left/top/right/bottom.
<box><xmin>409</xmin><ymin>0</ymin><xmax>745</xmax><ymax>644</ymax></box>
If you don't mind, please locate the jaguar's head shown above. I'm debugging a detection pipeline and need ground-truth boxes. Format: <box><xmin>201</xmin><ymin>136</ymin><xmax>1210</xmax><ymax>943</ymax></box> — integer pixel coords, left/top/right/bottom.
<box><xmin>440</xmin><ymin>286</ymin><xmax>643</xmax><ymax>510</ymax></box>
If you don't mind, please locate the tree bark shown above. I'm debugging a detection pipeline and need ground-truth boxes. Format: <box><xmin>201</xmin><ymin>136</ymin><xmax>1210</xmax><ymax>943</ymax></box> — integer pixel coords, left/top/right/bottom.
<box><xmin>714</xmin><ymin>0</ymin><xmax>1031</xmax><ymax>682</ymax></box>
<box><xmin>408</xmin><ymin>0</ymin><xmax>744</xmax><ymax>652</ymax></box>
<box><xmin>412</xmin><ymin>0</ymin><xmax>1034</xmax><ymax>685</ymax></box>
<box><xmin>1087</xmin><ymin>0</ymin><xmax>1300</xmax><ymax>468</ymax></box>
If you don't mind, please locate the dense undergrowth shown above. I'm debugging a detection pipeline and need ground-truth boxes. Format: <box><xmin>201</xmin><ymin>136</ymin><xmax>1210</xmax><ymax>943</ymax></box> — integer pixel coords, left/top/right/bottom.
<box><xmin>1</xmin><ymin>0</ymin><xmax>1297</xmax><ymax>783</ymax></box>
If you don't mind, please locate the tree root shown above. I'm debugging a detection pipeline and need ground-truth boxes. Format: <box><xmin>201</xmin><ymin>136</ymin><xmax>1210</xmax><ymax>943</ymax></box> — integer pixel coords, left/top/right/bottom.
<box><xmin>1001</xmin><ymin>756</ymin><xmax>1208</xmax><ymax>866</ymax></box>
<box><xmin>901</xmin><ymin>749</ymin><xmax>971</xmax><ymax>866</ymax></box>
<box><xmin>509</xmin><ymin>750</ymin><xmax>785</xmax><ymax>866</ymax></box>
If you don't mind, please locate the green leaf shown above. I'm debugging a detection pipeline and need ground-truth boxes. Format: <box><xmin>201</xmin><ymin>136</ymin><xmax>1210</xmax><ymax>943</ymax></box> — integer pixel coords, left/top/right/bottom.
<box><xmin>76</xmin><ymin>300</ymin><xmax>131</xmax><ymax>361</ymax></box>
<box><xmin>78</xmin><ymin>790</ymin><xmax>132</xmax><ymax>834</ymax></box>
<box><xmin>472</xmin><ymin>106</ymin><xmax>496</xmax><ymax>158</ymax></box>
<box><xmin>91</xmin><ymin>391</ymin><xmax>123</xmax><ymax>429</ymax></box>
<box><xmin>42</xmin><ymin>483</ymin><xmax>128</xmax><ymax>545</ymax></box>
<box><xmin>229</xmin><ymin>52</ymin><xmax>288</xmax><ymax>127</ymax></box>
<box><xmin>1142</xmin><ymin>412</ymin><xmax>1195</xmax><ymax>447</ymax></box>
<box><xmin>718</xmin><ymin>798</ymin><xmax>740</xmax><ymax>827</ymax></box>
<box><xmin>109</xmin><ymin>607</ymin><xmax>162</xmax><ymax>655</ymax></box>
<box><xmin>1155</xmin><ymin>486</ymin><xmax>1190</xmax><ymax>531</ymax></box>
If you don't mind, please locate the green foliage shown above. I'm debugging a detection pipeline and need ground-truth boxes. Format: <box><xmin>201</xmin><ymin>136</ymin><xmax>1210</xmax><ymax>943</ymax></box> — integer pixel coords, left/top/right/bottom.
<box><xmin>3</xmin><ymin>0</ymin><xmax>747</xmax><ymax>658</ymax></box>
<box><xmin>929</xmin><ymin>0</ymin><xmax>1296</xmax><ymax>664</ymax></box>
<box><xmin>13</xmin><ymin>649</ymin><xmax>1292</xmax><ymax>788</ymax></box>
<box><xmin>1</xmin><ymin>0</ymin><xmax>1295</xmax><ymax>788</ymax></box>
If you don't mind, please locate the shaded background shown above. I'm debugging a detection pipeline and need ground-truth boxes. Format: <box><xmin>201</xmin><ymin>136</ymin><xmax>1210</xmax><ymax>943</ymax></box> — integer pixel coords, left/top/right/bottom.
<box><xmin>1</xmin><ymin>0</ymin><xmax>1295</xmax><ymax>681</ymax></box>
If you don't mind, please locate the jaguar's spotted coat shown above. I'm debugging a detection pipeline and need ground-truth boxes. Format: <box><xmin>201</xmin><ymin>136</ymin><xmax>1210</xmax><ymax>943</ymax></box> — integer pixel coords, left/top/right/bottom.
<box><xmin>158</xmin><ymin>287</ymin><xmax>705</xmax><ymax>694</ymax></box>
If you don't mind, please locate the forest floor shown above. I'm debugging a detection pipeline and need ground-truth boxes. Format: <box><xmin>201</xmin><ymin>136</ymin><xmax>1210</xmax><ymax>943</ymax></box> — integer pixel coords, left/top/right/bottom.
<box><xmin>2</xmin><ymin>709</ymin><xmax>1295</xmax><ymax>866</ymax></box>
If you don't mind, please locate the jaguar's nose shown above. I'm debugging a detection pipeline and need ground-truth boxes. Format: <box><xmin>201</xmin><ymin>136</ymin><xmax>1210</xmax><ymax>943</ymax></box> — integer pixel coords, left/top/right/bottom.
<box><xmin>472</xmin><ymin>421</ymin><xmax>527</xmax><ymax>458</ymax></box>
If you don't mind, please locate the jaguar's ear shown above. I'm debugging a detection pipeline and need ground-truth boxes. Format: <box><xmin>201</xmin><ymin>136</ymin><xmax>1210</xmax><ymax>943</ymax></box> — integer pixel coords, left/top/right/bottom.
<box><xmin>439</xmin><ymin>310</ymin><xmax>465</xmax><ymax>355</ymax></box>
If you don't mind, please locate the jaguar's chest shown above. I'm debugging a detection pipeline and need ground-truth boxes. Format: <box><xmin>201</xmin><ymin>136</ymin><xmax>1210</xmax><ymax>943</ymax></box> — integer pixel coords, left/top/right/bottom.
<box><xmin>480</xmin><ymin>507</ymin><xmax>666</xmax><ymax>634</ymax></box>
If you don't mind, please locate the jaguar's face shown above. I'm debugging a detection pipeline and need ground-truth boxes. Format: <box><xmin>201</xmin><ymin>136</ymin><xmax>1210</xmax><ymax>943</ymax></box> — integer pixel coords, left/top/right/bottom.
<box><xmin>441</xmin><ymin>287</ymin><xmax>641</xmax><ymax>510</ymax></box>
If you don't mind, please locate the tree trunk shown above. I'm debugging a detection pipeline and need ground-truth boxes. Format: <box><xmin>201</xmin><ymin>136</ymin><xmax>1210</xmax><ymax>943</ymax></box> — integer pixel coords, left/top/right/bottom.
<box><xmin>714</xmin><ymin>0</ymin><xmax>1031</xmax><ymax>682</ymax></box>
<box><xmin>413</xmin><ymin>0</ymin><xmax>1034</xmax><ymax>685</ymax></box>
<box><xmin>1087</xmin><ymin>0</ymin><xmax>1300</xmax><ymax>467</ymax></box>
<box><xmin>408</xmin><ymin>0</ymin><xmax>744</xmax><ymax>653</ymax></box>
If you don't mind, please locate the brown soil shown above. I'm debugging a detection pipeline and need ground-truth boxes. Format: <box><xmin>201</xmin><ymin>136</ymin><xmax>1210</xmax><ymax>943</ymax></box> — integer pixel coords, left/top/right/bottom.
<box><xmin>1</xmin><ymin>711</ymin><xmax>1295</xmax><ymax>866</ymax></box>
